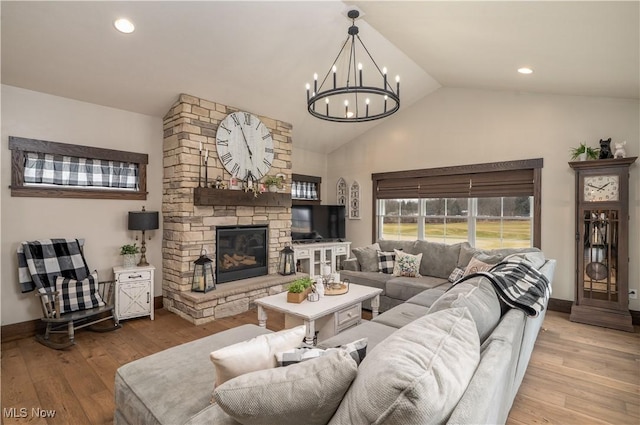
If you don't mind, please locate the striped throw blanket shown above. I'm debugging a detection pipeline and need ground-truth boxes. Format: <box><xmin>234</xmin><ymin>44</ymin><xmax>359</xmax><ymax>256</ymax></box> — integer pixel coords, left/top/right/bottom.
<box><xmin>455</xmin><ymin>257</ymin><xmax>551</xmax><ymax>317</ymax></box>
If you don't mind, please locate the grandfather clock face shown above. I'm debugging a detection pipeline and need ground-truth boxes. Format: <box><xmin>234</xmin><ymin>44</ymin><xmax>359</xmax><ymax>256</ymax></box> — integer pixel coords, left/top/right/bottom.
<box><xmin>583</xmin><ymin>175</ymin><xmax>619</xmax><ymax>202</ymax></box>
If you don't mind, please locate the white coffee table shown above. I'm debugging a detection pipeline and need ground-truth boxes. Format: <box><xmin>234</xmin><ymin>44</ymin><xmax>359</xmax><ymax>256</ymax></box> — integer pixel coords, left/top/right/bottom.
<box><xmin>255</xmin><ymin>283</ymin><xmax>382</xmax><ymax>345</ymax></box>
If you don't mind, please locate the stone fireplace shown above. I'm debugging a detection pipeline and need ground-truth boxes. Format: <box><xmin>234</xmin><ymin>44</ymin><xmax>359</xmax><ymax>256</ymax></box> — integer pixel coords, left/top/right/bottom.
<box><xmin>162</xmin><ymin>94</ymin><xmax>295</xmax><ymax>324</ymax></box>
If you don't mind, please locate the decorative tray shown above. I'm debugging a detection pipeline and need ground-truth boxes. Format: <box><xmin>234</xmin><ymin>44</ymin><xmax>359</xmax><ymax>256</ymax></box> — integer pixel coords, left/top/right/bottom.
<box><xmin>324</xmin><ymin>283</ymin><xmax>349</xmax><ymax>296</ymax></box>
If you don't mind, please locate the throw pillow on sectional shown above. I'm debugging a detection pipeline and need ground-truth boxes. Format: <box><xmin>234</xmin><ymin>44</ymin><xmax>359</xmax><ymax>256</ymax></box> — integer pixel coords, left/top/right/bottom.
<box><xmin>377</xmin><ymin>250</ymin><xmax>396</xmax><ymax>274</ymax></box>
<box><xmin>214</xmin><ymin>350</ymin><xmax>357</xmax><ymax>425</ymax></box>
<box><xmin>209</xmin><ymin>325</ymin><xmax>306</xmax><ymax>388</ymax></box>
<box><xmin>328</xmin><ymin>307</ymin><xmax>480</xmax><ymax>425</ymax></box>
<box><xmin>392</xmin><ymin>249</ymin><xmax>422</xmax><ymax>277</ymax></box>
<box><xmin>351</xmin><ymin>243</ymin><xmax>381</xmax><ymax>272</ymax></box>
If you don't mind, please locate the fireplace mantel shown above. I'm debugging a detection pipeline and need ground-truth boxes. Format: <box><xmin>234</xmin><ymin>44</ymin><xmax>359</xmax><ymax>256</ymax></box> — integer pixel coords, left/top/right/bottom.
<box><xmin>194</xmin><ymin>188</ymin><xmax>292</xmax><ymax>207</ymax></box>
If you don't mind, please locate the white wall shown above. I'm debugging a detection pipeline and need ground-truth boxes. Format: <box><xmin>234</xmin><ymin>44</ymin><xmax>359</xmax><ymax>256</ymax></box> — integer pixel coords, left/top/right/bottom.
<box><xmin>327</xmin><ymin>87</ymin><xmax>640</xmax><ymax>309</ymax></box>
<box><xmin>1</xmin><ymin>85</ymin><xmax>163</xmax><ymax>325</ymax></box>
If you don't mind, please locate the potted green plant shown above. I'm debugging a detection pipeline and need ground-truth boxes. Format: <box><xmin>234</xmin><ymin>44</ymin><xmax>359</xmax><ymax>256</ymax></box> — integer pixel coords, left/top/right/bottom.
<box><xmin>287</xmin><ymin>276</ymin><xmax>314</xmax><ymax>303</ymax></box>
<box><xmin>120</xmin><ymin>243</ymin><xmax>139</xmax><ymax>268</ymax></box>
<box><xmin>263</xmin><ymin>175</ymin><xmax>284</xmax><ymax>192</ymax></box>
<box><xmin>570</xmin><ymin>143</ymin><xmax>599</xmax><ymax>161</ymax></box>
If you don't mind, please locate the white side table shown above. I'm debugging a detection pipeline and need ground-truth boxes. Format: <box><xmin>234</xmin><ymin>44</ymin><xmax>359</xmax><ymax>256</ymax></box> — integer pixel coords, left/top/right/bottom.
<box><xmin>113</xmin><ymin>265</ymin><xmax>155</xmax><ymax>321</ymax></box>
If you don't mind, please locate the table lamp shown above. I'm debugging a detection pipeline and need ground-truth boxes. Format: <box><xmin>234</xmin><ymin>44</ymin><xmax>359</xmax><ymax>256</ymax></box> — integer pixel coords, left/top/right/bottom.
<box><xmin>128</xmin><ymin>206</ymin><xmax>159</xmax><ymax>267</ymax></box>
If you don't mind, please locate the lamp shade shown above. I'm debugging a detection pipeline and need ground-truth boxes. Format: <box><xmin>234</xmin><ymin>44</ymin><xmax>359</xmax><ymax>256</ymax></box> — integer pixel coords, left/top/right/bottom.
<box><xmin>128</xmin><ymin>210</ymin><xmax>159</xmax><ymax>231</ymax></box>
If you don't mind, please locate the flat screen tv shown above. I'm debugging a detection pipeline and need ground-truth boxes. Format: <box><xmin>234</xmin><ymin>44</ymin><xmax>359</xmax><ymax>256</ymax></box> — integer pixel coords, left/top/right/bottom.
<box><xmin>291</xmin><ymin>205</ymin><xmax>346</xmax><ymax>242</ymax></box>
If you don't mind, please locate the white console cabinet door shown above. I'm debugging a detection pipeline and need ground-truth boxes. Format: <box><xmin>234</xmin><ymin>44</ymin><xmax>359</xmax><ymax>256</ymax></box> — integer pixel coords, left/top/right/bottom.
<box><xmin>113</xmin><ymin>265</ymin><xmax>155</xmax><ymax>320</ymax></box>
<box><xmin>293</xmin><ymin>242</ymin><xmax>351</xmax><ymax>278</ymax></box>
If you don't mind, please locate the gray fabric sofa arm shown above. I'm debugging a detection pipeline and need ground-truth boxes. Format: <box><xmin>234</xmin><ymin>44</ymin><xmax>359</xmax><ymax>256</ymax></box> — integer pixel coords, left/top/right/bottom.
<box><xmin>342</xmin><ymin>258</ymin><xmax>360</xmax><ymax>271</ymax></box>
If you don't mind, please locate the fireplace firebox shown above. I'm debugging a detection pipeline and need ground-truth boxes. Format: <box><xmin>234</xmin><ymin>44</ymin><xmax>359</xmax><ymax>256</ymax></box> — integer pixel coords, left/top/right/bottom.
<box><xmin>216</xmin><ymin>225</ymin><xmax>268</xmax><ymax>284</ymax></box>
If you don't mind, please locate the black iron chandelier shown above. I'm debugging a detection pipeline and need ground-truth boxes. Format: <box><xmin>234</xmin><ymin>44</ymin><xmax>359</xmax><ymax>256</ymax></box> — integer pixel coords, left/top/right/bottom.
<box><xmin>306</xmin><ymin>9</ymin><xmax>400</xmax><ymax>123</ymax></box>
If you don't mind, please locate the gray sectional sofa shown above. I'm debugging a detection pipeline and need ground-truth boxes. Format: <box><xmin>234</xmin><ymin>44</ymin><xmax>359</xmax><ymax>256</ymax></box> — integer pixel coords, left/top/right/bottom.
<box><xmin>341</xmin><ymin>239</ymin><xmax>543</xmax><ymax>312</ymax></box>
<box><xmin>114</xmin><ymin>249</ymin><xmax>555</xmax><ymax>425</ymax></box>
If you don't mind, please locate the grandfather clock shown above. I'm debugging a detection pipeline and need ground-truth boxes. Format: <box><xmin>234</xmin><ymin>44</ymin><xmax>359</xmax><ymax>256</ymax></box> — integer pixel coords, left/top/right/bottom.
<box><xmin>569</xmin><ymin>157</ymin><xmax>636</xmax><ymax>332</ymax></box>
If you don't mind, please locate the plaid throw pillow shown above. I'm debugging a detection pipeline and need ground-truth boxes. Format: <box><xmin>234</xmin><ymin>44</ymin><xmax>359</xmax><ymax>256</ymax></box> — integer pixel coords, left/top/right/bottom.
<box><xmin>276</xmin><ymin>338</ymin><xmax>368</xmax><ymax>367</ymax></box>
<box><xmin>55</xmin><ymin>271</ymin><xmax>105</xmax><ymax>314</ymax></box>
<box><xmin>377</xmin><ymin>251</ymin><xmax>396</xmax><ymax>274</ymax></box>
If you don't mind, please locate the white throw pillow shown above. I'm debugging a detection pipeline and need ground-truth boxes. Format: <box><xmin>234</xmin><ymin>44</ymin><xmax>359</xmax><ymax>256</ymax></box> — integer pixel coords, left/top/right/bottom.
<box><xmin>210</xmin><ymin>325</ymin><xmax>305</xmax><ymax>387</ymax></box>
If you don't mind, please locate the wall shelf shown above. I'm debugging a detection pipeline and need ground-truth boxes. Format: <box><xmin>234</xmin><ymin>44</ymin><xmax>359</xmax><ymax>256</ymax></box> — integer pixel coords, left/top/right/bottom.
<box><xmin>194</xmin><ymin>187</ymin><xmax>291</xmax><ymax>207</ymax></box>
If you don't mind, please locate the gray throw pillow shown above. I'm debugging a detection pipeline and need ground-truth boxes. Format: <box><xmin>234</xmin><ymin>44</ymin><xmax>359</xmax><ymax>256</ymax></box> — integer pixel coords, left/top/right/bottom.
<box><xmin>428</xmin><ymin>277</ymin><xmax>501</xmax><ymax>342</ymax></box>
<box><xmin>329</xmin><ymin>308</ymin><xmax>480</xmax><ymax>425</ymax></box>
<box><xmin>414</xmin><ymin>240</ymin><xmax>462</xmax><ymax>278</ymax></box>
<box><xmin>352</xmin><ymin>243</ymin><xmax>381</xmax><ymax>272</ymax></box>
<box><xmin>214</xmin><ymin>350</ymin><xmax>357</xmax><ymax>425</ymax></box>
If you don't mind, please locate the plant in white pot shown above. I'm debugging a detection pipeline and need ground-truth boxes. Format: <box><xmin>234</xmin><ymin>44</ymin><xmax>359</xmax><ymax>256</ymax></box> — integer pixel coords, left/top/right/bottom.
<box><xmin>263</xmin><ymin>175</ymin><xmax>284</xmax><ymax>192</ymax></box>
<box><xmin>570</xmin><ymin>142</ymin><xmax>599</xmax><ymax>161</ymax></box>
<box><xmin>120</xmin><ymin>243</ymin><xmax>140</xmax><ymax>268</ymax></box>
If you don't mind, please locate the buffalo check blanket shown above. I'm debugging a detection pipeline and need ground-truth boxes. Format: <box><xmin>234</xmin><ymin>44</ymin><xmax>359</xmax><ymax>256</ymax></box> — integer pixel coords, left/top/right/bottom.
<box><xmin>17</xmin><ymin>238</ymin><xmax>90</xmax><ymax>293</ymax></box>
<box><xmin>454</xmin><ymin>257</ymin><xmax>551</xmax><ymax>317</ymax></box>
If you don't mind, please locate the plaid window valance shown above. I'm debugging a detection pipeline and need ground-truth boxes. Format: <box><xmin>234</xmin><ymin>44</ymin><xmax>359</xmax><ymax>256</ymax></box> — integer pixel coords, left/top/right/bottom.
<box><xmin>24</xmin><ymin>152</ymin><xmax>139</xmax><ymax>190</ymax></box>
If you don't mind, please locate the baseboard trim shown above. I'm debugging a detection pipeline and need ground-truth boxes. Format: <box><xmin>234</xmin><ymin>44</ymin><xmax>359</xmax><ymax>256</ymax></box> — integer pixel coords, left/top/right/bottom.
<box><xmin>548</xmin><ymin>297</ymin><xmax>639</xmax><ymax>326</ymax></box>
<box><xmin>2</xmin><ymin>296</ymin><xmax>165</xmax><ymax>343</ymax></box>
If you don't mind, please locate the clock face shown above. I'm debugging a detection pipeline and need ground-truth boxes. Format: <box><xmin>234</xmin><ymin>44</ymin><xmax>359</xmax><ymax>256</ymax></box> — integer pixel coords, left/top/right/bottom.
<box><xmin>583</xmin><ymin>175</ymin><xmax>619</xmax><ymax>202</ymax></box>
<box><xmin>215</xmin><ymin>112</ymin><xmax>274</xmax><ymax>180</ymax></box>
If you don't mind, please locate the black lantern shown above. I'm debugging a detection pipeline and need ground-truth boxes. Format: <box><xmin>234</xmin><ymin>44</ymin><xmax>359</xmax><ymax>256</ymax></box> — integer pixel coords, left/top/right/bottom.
<box><xmin>192</xmin><ymin>249</ymin><xmax>216</xmax><ymax>293</ymax></box>
<box><xmin>278</xmin><ymin>245</ymin><xmax>296</xmax><ymax>276</ymax></box>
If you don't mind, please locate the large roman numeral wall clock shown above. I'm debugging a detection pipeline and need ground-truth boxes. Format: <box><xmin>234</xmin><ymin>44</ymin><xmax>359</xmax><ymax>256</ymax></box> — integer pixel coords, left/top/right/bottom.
<box><xmin>215</xmin><ymin>111</ymin><xmax>274</xmax><ymax>181</ymax></box>
<box><xmin>569</xmin><ymin>156</ymin><xmax>637</xmax><ymax>332</ymax></box>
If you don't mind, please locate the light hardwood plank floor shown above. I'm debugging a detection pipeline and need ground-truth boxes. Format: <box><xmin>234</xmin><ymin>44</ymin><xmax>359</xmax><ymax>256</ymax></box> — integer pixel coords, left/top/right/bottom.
<box><xmin>1</xmin><ymin>309</ymin><xmax>638</xmax><ymax>424</ymax></box>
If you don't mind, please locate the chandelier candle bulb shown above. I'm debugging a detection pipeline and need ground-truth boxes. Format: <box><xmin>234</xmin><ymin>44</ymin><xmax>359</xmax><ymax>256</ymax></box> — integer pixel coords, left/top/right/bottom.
<box><xmin>358</xmin><ymin>62</ymin><xmax>363</xmax><ymax>87</ymax></box>
<box><xmin>314</xmin><ymin>73</ymin><xmax>318</xmax><ymax>93</ymax></box>
<box><xmin>366</xmin><ymin>98</ymin><xmax>370</xmax><ymax>117</ymax></box>
<box><xmin>344</xmin><ymin>100</ymin><xmax>349</xmax><ymax>117</ymax></box>
<box><xmin>383</xmin><ymin>67</ymin><xmax>388</xmax><ymax>87</ymax></box>
<box><xmin>306</xmin><ymin>83</ymin><xmax>310</xmax><ymax>101</ymax></box>
<box><xmin>384</xmin><ymin>95</ymin><xmax>388</xmax><ymax>112</ymax></box>
<box><xmin>396</xmin><ymin>75</ymin><xmax>400</xmax><ymax>95</ymax></box>
<box><xmin>333</xmin><ymin>65</ymin><xmax>337</xmax><ymax>88</ymax></box>
<box><xmin>326</xmin><ymin>98</ymin><xmax>329</xmax><ymax>116</ymax></box>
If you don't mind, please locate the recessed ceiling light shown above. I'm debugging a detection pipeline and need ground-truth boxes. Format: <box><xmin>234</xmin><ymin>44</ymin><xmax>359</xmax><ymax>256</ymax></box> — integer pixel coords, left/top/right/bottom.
<box><xmin>518</xmin><ymin>67</ymin><xmax>533</xmax><ymax>75</ymax></box>
<box><xmin>114</xmin><ymin>18</ymin><xmax>135</xmax><ymax>34</ymax></box>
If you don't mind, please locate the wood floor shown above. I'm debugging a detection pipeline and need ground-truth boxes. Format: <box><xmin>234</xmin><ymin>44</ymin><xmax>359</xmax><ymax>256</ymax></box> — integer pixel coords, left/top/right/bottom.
<box><xmin>1</xmin><ymin>309</ymin><xmax>638</xmax><ymax>425</ymax></box>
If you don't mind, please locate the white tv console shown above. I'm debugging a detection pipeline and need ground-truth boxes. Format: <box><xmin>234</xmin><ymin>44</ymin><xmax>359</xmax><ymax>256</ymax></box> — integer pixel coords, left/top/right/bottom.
<box><xmin>292</xmin><ymin>241</ymin><xmax>351</xmax><ymax>278</ymax></box>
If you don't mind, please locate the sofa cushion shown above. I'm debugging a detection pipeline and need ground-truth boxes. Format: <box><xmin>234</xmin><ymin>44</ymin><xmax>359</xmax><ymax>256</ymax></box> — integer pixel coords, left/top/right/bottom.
<box><xmin>392</xmin><ymin>249</ymin><xmax>422</xmax><ymax>277</ymax></box>
<box><xmin>457</xmin><ymin>243</ymin><xmax>542</xmax><ymax>269</ymax></box>
<box><xmin>214</xmin><ymin>350</ymin><xmax>357</xmax><ymax>425</ymax></box>
<box><xmin>339</xmin><ymin>270</ymin><xmax>391</xmax><ymax>295</ymax></box>
<box><xmin>377</xmin><ymin>239</ymin><xmax>416</xmax><ymax>253</ymax></box>
<box><xmin>209</xmin><ymin>325</ymin><xmax>305</xmax><ymax>386</ymax></box>
<box><xmin>405</xmin><ymin>287</ymin><xmax>449</xmax><ymax>308</ymax></box>
<box><xmin>385</xmin><ymin>275</ymin><xmax>449</xmax><ymax>301</ymax></box>
<box><xmin>371</xmin><ymin>302</ymin><xmax>429</xmax><ymax>328</ymax></box>
<box><xmin>428</xmin><ymin>276</ymin><xmax>501</xmax><ymax>342</ymax></box>
<box><xmin>352</xmin><ymin>243</ymin><xmax>381</xmax><ymax>272</ymax></box>
<box><xmin>413</xmin><ymin>240</ymin><xmax>462</xmax><ymax>279</ymax></box>
<box><xmin>328</xmin><ymin>308</ymin><xmax>480</xmax><ymax>425</ymax></box>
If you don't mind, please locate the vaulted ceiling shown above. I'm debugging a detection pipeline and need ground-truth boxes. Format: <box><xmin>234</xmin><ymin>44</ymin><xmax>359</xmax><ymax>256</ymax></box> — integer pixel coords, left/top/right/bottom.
<box><xmin>2</xmin><ymin>1</ymin><xmax>638</xmax><ymax>153</ymax></box>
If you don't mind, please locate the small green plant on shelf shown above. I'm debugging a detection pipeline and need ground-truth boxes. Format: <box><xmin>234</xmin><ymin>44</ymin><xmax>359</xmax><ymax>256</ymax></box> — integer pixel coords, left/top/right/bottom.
<box><xmin>288</xmin><ymin>276</ymin><xmax>313</xmax><ymax>293</ymax></box>
<box><xmin>120</xmin><ymin>243</ymin><xmax>140</xmax><ymax>255</ymax></box>
<box><xmin>570</xmin><ymin>142</ymin><xmax>600</xmax><ymax>160</ymax></box>
<box><xmin>263</xmin><ymin>175</ymin><xmax>284</xmax><ymax>190</ymax></box>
